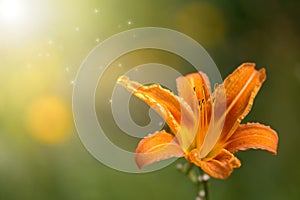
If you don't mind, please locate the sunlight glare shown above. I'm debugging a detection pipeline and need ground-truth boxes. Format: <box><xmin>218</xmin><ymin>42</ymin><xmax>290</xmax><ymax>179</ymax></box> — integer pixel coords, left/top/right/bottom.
<box><xmin>1</xmin><ymin>0</ymin><xmax>25</xmax><ymax>23</ymax></box>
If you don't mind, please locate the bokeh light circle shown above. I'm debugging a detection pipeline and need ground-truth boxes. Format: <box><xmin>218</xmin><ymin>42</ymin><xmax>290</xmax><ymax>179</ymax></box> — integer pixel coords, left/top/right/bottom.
<box><xmin>26</xmin><ymin>95</ymin><xmax>72</xmax><ymax>144</ymax></box>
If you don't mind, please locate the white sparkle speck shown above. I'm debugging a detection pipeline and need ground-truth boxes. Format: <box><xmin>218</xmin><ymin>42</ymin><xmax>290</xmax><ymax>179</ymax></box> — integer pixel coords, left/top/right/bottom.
<box><xmin>109</xmin><ymin>99</ymin><xmax>112</xmax><ymax>103</ymax></box>
<box><xmin>65</xmin><ymin>67</ymin><xmax>70</xmax><ymax>72</ymax></box>
<box><xmin>75</xmin><ymin>27</ymin><xmax>80</xmax><ymax>32</ymax></box>
<box><xmin>118</xmin><ymin>63</ymin><xmax>122</xmax><ymax>67</ymax></box>
<box><xmin>202</xmin><ymin>174</ymin><xmax>210</xmax><ymax>181</ymax></box>
<box><xmin>127</xmin><ymin>20</ymin><xmax>132</xmax><ymax>25</ymax></box>
<box><xmin>94</xmin><ymin>8</ymin><xmax>99</xmax><ymax>14</ymax></box>
<box><xmin>96</xmin><ymin>37</ymin><xmax>100</xmax><ymax>43</ymax></box>
<box><xmin>198</xmin><ymin>190</ymin><xmax>205</xmax><ymax>197</ymax></box>
<box><xmin>176</xmin><ymin>163</ymin><xmax>183</xmax><ymax>170</ymax></box>
<box><xmin>48</xmin><ymin>40</ymin><xmax>53</xmax><ymax>45</ymax></box>
<box><xmin>70</xmin><ymin>80</ymin><xmax>74</xmax><ymax>85</ymax></box>
<box><xmin>197</xmin><ymin>175</ymin><xmax>202</xmax><ymax>182</ymax></box>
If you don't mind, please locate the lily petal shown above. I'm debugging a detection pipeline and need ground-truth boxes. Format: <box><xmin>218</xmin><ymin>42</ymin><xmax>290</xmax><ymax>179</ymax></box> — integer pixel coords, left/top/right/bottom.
<box><xmin>135</xmin><ymin>130</ymin><xmax>184</xmax><ymax>169</ymax></box>
<box><xmin>117</xmin><ymin>76</ymin><xmax>181</xmax><ymax>134</ymax></box>
<box><xmin>199</xmin><ymin>84</ymin><xmax>227</xmax><ymax>158</ymax></box>
<box><xmin>176</xmin><ymin>76</ymin><xmax>199</xmax><ymax>114</ymax></box>
<box><xmin>177</xmin><ymin>73</ymin><xmax>212</xmax><ymax>151</ymax></box>
<box><xmin>176</xmin><ymin>72</ymin><xmax>211</xmax><ymax>112</ymax></box>
<box><xmin>225</xmin><ymin>123</ymin><xmax>278</xmax><ymax>155</ymax></box>
<box><xmin>218</xmin><ymin>63</ymin><xmax>266</xmax><ymax>143</ymax></box>
<box><xmin>189</xmin><ymin>148</ymin><xmax>241</xmax><ymax>179</ymax></box>
<box><xmin>176</xmin><ymin>75</ymin><xmax>200</xmax><ymax>151</ymax></box>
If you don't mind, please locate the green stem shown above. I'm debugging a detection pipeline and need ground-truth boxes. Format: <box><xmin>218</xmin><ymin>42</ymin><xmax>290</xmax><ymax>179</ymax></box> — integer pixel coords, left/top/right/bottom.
<box><xmin>185</xmin><ymin>162</ymin><xmax>195</xmax><ymax>175</ymax></box>
<box><xmin>203</xmin><ymin>177</ymin><xmax>210</xmax><ymax>200</ymax></box>
<box><xmin>177</xmin><ymin>162</ymin><xmax>210</xmax><ymax>200</ymax></box>
<box><xmin>198</xmin><ymin>167</ymin><xmax>210</xmax><ymax>200</ymax></box>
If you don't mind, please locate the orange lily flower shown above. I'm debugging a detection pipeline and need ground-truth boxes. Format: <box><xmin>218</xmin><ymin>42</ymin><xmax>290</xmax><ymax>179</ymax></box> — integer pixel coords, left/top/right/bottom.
<box><xmin>117</xmin><ymin>63</ymin><xmax>278</xmax><ymax>179</ymax></box>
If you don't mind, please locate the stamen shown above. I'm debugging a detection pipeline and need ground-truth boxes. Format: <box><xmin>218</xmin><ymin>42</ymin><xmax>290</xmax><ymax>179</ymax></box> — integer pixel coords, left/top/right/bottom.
<box><xmin>200</xmin><ymin>99</ymin><xmax>204</xmax><ymax>145</ymax></box>
<box><xmin>201</xmin><ymin>86</ymin><xmax>207</xmax><ymax>131</ymax></box>
<box><xmin>197</xmin><ymin>85</ymin><xmax>209</xmax><ymax>149</ymax></box>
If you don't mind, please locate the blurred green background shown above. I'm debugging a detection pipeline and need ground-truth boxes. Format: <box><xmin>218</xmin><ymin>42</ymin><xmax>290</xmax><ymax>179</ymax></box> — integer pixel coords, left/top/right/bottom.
<box><xmin>0</xmin><ymin>0</ymin><xmax>299</xmax><ymax>199</ymax></box>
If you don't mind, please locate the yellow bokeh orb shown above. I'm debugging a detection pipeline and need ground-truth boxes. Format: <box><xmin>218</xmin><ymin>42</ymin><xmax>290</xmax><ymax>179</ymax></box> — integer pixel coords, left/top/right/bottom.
<box><xmin>26</xmin><ymin>95</ymin><xmax>72</xmax><ymax>144</ymax></box>
<box><xmin>174</xmin><ymin>2</ymin><xmax>227</xmax><ymax>47</ymax></box>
